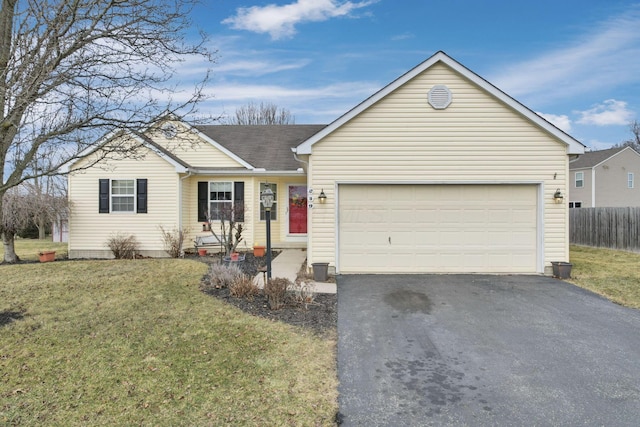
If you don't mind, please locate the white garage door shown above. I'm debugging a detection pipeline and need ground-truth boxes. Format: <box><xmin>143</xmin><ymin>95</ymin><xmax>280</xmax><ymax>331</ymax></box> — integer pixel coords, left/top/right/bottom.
<box><xmin>338</xmin><ymin>184</ymin><xmax>538</xmax><ymax>273</ymax></box>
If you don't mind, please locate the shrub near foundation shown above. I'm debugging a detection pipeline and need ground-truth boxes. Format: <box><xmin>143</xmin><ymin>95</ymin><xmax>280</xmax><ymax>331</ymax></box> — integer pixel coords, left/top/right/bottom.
<box><xmin>264</xmin><ymin>277</ymin><xmax>291</xmax><ymax>310</ymax></box>
<box><xmin>204</xmin><ymin>263</ymin><xmax>244</xmax><ymax>289</ymax></box>
<box><xmin>229</xmin><ymin>275</ymin><xmax>260</xmax><ymax>299</ymax></box>
<box><xmin>106</xmin><ymin>233</ymin><xmax>139</xmax><ymax>259</ymax></box>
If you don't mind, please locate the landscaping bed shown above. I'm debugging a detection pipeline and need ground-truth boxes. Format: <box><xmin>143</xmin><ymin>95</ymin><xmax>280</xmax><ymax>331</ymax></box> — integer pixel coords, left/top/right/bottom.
<box><xmin>197</xmin><ymin>251</ymin><xmax>337</xmax><ymax>337</ymax></box>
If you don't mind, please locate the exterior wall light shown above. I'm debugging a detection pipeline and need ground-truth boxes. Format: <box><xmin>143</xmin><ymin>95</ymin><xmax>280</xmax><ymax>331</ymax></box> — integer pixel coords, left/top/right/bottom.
<box><xmin>318</xmin><ymin>189</ymin><xmax>327</xmax><ymax>204</ymax></box>
<box><xmin>553</xmin><ymin>189</ymin><xmax>564</xmax><ymax>204</ymax></box>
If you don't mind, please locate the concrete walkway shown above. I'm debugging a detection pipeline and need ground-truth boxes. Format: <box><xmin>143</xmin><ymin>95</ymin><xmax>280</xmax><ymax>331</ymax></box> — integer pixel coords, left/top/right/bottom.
<box><xmin>253</xmin><ymin>249</ymin><xmax>336</xmax><ymax>294</ymax></box>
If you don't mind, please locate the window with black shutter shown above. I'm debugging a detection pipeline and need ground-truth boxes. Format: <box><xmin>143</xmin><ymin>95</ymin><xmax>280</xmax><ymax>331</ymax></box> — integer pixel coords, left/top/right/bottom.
<box><xmin>136</xmin><ymin>179</ymin><xmax>147</xmax><ymax>213</ymax></box>
<box><xmin>99</xmin><ymin>178</ymin><xmax>147</xmax><ymax>213</ymax></box>
<box><xmin>99</xmin><ymin>179</ymin><xmax>109</xmax><ymax>213</ymax></box>
<box><xmin>198</xmin><ymin>181</ymin><xmax>245</xmax><ymax>222</ymax></box>
<box><xmin>197</xmin><ymin>181</ymin><xmax>208</xmax><ymax>222</ymax></box>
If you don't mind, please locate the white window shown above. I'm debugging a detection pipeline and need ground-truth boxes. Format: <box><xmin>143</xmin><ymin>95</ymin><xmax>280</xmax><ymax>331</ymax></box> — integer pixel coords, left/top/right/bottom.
<box><xmin>209</xmin><ymin>181</ymin><xmax>233</xmax><ymax>221</ymax></box>
<box><xmin>575</xmin><ymin>172</ymin><xmax>584</xmax><ymax>188</ymax></box>
<box><xmin>111</xmin><ymin>180</ymin><xmax>135</xmax><ymax>212</ymax></box>
<box><xmin>260</xmin><ymin>183</ymin><xmax>278</xmax><ymax>220</ymax></box>
<box><xmin>629</xmin><ymin>173</ymin><xmax>634</xmax><ymax>189</ymax></box>
<box><xmin>569</xmin><ymin>202</ymin><xmax>582</xmax><ymax>208</ymax></box>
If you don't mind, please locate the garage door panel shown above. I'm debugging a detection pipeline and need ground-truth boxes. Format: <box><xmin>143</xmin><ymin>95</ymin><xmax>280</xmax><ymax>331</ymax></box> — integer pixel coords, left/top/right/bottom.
<box><xmin>339</xmin><ymin>184</ymin><xmax>538</xmax><ymax>273</ymax></box>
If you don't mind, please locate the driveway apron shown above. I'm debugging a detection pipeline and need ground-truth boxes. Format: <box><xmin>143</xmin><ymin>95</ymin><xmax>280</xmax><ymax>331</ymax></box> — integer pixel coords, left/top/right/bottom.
<box><xmin>336</xmin><ymin>274</ymin><xmax>640</xmax><ymax>426</ymax></box>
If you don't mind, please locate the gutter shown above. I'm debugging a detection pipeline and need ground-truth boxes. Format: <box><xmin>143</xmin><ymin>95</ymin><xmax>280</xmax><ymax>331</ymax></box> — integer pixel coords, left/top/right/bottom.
<box><xmin>190</xmin><ymin>168</ymin><xmax>305</xmax><ymax>176</ymax></box>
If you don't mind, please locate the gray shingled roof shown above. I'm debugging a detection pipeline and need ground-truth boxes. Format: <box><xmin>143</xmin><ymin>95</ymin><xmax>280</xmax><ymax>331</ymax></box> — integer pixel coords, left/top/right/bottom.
<box><xmin>195</xmin><ymin>125</ymin><xmax>326</xmax><ymax>170</ymax></box>
<box><xmin>569</xmin><ymin>147</ymin><xmax>626</xmax><ymax>169</ymax></box>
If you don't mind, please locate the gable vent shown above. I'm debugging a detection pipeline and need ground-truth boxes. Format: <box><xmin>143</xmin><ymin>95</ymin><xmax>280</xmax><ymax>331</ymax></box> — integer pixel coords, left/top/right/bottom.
<box><xmin>428</xmin><ymin>85</ymin><xmax>452</xmax><ymax>109</ymax></box>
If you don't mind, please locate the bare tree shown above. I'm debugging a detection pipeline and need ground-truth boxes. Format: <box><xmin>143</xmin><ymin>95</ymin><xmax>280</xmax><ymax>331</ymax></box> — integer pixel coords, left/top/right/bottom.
<box><xmin>23</xmin><ymin>176</ymin><xmax>68</xmax><ymax>240</ymax></box>
<box><xmin>225</xmin><ymin>101</ymin><xmax>295</xmax><ymax>125</ymax></box>
<box><xmin>1</xmin><ymin>187</ymin><xmax>34</xmax><ymax>263</ymax></box>
<box><xmin>624</xmin><ymin>120</ymin><xmax>640</xmax><ymax>152</ymax></box>
<box><xmin>0</xmin><ymin>0</ymin><xmax>213</xmax><ymax>262</ymax></box>
<box><xmin>206</xmin><ymin>203</ymin><xmax>245</xmax><ymax>257</ymax></box>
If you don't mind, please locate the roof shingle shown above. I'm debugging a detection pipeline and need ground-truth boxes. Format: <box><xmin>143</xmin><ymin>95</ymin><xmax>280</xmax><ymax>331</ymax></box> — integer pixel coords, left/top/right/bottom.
<box><xmin>195</xmin><ymin>125</ymin><xmax>326</xmax><ymax>171</ymax></box>
<box><xmin>569</xmin><ymin>147</ymin><xmax>626</xmax><ymax>169</ymax></box>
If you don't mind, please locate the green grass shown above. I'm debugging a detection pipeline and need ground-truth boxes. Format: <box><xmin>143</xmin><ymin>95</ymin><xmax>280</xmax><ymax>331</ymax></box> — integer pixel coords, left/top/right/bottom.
<box><xmin>1</xmin><ymin>237</ymin><xmax>68</xmax><ymax>262</ymax></box>
<box><xmin>569</xmin><ymin>245</ymin><xmax>640</xmax><ymax>309</ymax></box>
<box><xmin>0</xmin><ymin>247</ymin><xmax>337</xmax><ymax>425</ymax></box>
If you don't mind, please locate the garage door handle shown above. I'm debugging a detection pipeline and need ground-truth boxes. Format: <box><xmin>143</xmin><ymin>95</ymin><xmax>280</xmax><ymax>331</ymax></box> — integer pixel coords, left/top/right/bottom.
<box><xmin>388</xmin><ymin>236</ymin><xmax>391</xmax><ymax>244</ymax></box>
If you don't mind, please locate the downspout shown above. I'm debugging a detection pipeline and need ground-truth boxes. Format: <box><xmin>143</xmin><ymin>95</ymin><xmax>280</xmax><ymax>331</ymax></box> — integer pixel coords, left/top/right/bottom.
<box><xmin>591</xmin><ymin>168</ymin><xmax>596</xmax><ymax>208</ymax></box>
<box><xmin>179</xmin><ymin>169</ymin><xmax>193</xmax><ymax>256</ymax></box>
<box><xmin>292</xmin><ymin>148</ymin><xmax>311</xmax><ymax>268</ymax></box>
<box><xmin>292</xmin><ymin>149</ymin><xmax>309</xmax><ymax>169</ymax></box>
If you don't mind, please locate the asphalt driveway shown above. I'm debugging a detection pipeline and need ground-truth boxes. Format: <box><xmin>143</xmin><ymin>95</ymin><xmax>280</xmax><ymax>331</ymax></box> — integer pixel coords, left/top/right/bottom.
<box><xmin>336</xmin><ymin>275</ymin><xmax>640</xmax><ymax>426</ymax></box>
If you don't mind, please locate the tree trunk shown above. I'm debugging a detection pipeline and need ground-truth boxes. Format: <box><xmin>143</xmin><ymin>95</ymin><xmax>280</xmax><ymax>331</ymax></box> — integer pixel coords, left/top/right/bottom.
<box><xmin>2</xmin><ymin>232</ymin><xmax>19</xmax><ymax>263</ymax></box>
<box><xmin>38</xmin><ymin>219</ymin><xmax>46</xmax><ymax>239</ymax></box>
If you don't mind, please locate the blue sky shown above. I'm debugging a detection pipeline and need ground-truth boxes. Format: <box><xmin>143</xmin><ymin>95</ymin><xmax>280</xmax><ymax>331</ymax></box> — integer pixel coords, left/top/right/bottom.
<box><xmin>182</xmin><ymin>0</ymin><xmax>640</xmax><ymax>150</ymax></box>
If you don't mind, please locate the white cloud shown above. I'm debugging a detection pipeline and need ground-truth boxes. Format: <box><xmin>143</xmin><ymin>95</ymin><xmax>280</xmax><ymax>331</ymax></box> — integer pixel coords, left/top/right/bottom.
<box><xmin>214</xmin><ymin>58</ymin><xmax>311</xmax><ymax>76</ymax></box>
<box><xmin>207</xmin><ymin>81</ymin><xmax>378</xmax><ymax>101</ymax></box>
<box><xmin>222</xmin><ymin>0</ymin><xmax>377</xmax><ymax>40</ymax></box>
<box><xmin>198</xmin><ymin>80</ymin><xmax>380</xmax><ymax>123</ymax></box>
<box><xmin>490</xmin><ymin>5</ymin><xmax>640</xmax><ymax>104</ymax></box>
<box><xmin>536</xmin><ymin>112</ymin><xmax>572</xmax><ymax>133</ymax></box>
<box><xmin>576</xmin><ymin>99</ymin><xmax>635</xmax><ymax>126</ymax></box>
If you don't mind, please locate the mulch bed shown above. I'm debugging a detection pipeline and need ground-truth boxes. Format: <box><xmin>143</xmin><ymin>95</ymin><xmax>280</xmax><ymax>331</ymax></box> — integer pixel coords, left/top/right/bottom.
<box><xmin>194</xmin><ymin>251</ymin><xmax>337</xmax><ymax>337</ymax></box>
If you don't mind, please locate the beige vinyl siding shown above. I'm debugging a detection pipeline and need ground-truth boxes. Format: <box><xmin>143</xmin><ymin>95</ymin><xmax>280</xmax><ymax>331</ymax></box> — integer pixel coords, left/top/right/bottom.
<box><xmin>183</xmin><ymin>176</ymin><xmax>307</xmax><ymax>252</ymax></box>
<box><xmin>153</xmin><ymin>121</ymin><xmax>246</xmax><ymax>168</ymax></box>
<box><xmin>308</xmin><ymin>62</ymin><xmax>568</xmax><ymax>272</ymax></box>
<box><xmin>594</xmin><ymin>151</ymin><xmax>640</xmax><ymax>207</ymax></box>
<box><xmin>69</xmin><ymin>146</ymin><xmax>181</xmax><ymax>258</ymax></box>
<box><xmin>570</xmin><ymin>168</ymin><xmax>592</xmax><ymax>207</ymax></box>
<box><xmin>183</xmin><ymin>177</ymin><xmax>256</xmax><ymax>252</ymax></box>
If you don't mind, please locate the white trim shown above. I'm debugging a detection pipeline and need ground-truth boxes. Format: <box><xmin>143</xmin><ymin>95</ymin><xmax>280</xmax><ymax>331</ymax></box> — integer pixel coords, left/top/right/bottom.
<box><xmin>191</xmin><ymin>169</ymin><xmax>305</xmax><ymax>176</ymax></box>
<box><xmin>295</xmin><ymin>51</ymin><xmax>585</xmax><ymax>155</ymax></box>
<box><xmin>628</xmin><ymin>172</ymin><xmax>635</xmax><ymax>189</ymax></box>
<box><xmin>334</xmin><ymin>181</ymin><xmax>544</xmax><ymax>274</ymax></box>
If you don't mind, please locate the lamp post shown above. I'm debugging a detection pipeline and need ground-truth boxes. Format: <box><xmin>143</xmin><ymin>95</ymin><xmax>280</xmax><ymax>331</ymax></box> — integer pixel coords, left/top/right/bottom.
<box><xmin>260</xmin><ymin>185</ymin><xmax>274</xmax><ymax>281</ymax></box>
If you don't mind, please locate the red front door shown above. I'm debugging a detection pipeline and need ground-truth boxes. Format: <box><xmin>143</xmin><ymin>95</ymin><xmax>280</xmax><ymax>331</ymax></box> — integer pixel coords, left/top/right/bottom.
<box><xmin>288</xmin><ymin>185</ymin><xmax>307</xmax><ymax>234</ymax></box>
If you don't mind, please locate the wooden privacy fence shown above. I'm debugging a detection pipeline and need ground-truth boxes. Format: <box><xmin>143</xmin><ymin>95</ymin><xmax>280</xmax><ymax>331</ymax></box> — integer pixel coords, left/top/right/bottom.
<box><xmin>570</xmin><ymin>207</ymin><xmax>640</xmax><ymax>251</ymax></box>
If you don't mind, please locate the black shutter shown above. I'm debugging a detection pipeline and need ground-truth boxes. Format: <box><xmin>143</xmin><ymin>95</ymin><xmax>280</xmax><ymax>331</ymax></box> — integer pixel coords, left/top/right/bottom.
<box><xmin>136</xmin><ymin>179</ymin><xmax>147</xmax><ymax>213</ymax></box>
<box><xmin>197</xmin><ymin>181</ymin><xmax>208</xmax><ymax>222</ymax></box>
<box><xmin>234</xmin><ymin>181</ymin><xmax>244</xmax><ymax>222</ymax></box>
<box><xmin>99</xmin><ymin>179</ymin><xmax>109</xmax><ymax>213</ymax></box>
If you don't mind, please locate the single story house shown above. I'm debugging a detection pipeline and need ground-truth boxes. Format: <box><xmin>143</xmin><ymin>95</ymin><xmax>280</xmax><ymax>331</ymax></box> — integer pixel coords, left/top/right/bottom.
<box><xmin>569</xmin><ymin>146</ymin><xmax>640</xmax><ymax>208</ymax></box>
<box><xmin>66</xmin><ymin>51</ymin><xmax>584</xmax><ymax>275</ymax></box>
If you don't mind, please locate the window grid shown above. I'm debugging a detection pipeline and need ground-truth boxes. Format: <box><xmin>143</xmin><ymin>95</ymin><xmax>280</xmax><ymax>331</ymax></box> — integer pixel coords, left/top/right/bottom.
<box><xmin>209</xmin><ymin>181</ymin><xmax>233</xmax><ymax>221</ymax></box>
<box><xmin>575</xmin><ymin>172</ymin><xmax>584</xmax><ymax>188</ymax></box>
<box><xmin>628</xmin><ymin>173</ymin><xmax>634</xmax><ymax>189</ymax></box>
<box><xmin>111</xmin><ymin>180</ymin><xmax>135</xmax><ymax>212</ymax></box>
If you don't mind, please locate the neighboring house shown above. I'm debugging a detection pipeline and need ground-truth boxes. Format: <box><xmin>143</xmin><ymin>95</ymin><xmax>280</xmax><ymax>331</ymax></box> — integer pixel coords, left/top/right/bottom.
<box><xmin>52</xmin><ymin>212</ymin><xmax>69</xmax><ymax>243</ymax></box>
<box><xmin>569</xmin><ymin>146</ymin><xmax>640</xmax><ymax>208</ymax></box>
<box><xmin>66</xmin><ymin>51</ymin><xmax>584</xmax><ymax>275</ymax></box>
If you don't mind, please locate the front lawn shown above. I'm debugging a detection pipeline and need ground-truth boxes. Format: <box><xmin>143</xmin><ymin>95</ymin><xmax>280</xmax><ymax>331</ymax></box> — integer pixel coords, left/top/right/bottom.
<box><xmin>1</xmin><ymin>238</ymin><xmax>68</xmax><ymax>262</ymax></box>
<box><xmin>0</xmin><ymin>257</ymin><xmax>337</xmax><ymax>426</ymax></box>
<box><xmin>569</xmin><ymin>245</ymin><xmax>640</xmax><ymax>309</ymax></box>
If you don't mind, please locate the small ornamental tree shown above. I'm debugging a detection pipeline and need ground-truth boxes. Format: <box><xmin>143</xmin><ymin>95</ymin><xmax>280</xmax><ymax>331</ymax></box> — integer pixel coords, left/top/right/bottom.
<box><xmin>206</xmin><ymin>203</ymin><xmax>245</xmax><ymax>257</ymax></box>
